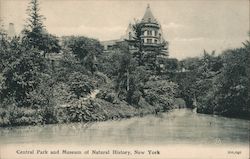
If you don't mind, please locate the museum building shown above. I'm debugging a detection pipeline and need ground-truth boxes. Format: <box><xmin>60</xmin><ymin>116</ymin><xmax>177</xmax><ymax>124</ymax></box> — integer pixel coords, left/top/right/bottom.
<box><xmin>101</xmin><ymin>4</ymin><xmax>168</xmax><ymax>56</ymax></box>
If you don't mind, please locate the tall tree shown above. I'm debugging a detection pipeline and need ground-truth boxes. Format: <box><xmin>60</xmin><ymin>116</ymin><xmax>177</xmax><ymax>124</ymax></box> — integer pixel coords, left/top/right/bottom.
<box><xmin>22</xmin><ymin>0</ymin><xmax>44</xmax><ymax>47</ymax></box>
<box><xmin>131</xmin><ymin>20</ymin><xmax>144</xmax><ymax>66</ymax></box>
<box><xmin>22</xmin><ymin>0</ymin><xmax>61</xmax><ymax>56</ymax></box>
<box><xmin>27</xmin><ymin>0</ymin><xmax>44</xmax><ymax>30</ymax></box>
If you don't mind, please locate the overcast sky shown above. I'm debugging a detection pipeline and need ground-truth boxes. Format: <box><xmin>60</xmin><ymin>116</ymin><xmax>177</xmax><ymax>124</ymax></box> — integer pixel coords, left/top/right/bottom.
<box><xmin>0</xmin><ymin>0</ymin><xmax>249</xmax><ymax>59</ymax></box>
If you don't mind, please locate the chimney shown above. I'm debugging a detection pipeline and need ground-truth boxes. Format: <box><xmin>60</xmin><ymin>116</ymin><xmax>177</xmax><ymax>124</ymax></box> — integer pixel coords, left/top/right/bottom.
<box><xmin>7</xmin><ymin>23</ymin><xmax>16</xmax><ymax>38</ymax></box>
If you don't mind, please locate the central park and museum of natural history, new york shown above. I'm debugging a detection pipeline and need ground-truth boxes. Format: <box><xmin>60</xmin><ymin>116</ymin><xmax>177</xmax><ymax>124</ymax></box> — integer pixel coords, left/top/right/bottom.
<box><xmin>0</xmin><ymin>0</ymin><xmax>249</xmax><ymax>159</ymax></box>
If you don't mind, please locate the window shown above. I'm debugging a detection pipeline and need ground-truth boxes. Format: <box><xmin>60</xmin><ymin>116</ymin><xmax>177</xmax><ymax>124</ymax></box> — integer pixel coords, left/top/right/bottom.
<box><xmin>154</xmin><ymin>39</ymin><xmax>157</xmax><ymax>43</ymax></box>
<box><xmin>147</xmin><ymin>39</ymin><xmax>152</xmax><ymax>44</ymax></box>
<box><xmin>147</xmin><ymin>30</ymin><xmax>152</xmax><ymax>36</ymax></box>
<box><xmin>155</xmin><ymin>30</ymin><xmax>158</xmax><ymax>36</ymax></box>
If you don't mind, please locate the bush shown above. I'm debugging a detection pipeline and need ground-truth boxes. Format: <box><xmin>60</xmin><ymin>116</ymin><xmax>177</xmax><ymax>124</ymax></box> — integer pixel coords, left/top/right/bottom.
<box><xmin>96</xmin><ymin>83</ymin><xmax>119</xmax><ymax>104</ymax></box>
<box><xmin>68</xmin><ymin>72</ymin><xmax>95</xmax><ymax>99</ymax></box>
<box><xmin>143</xmin><ymin>79</ymin><xmax>177</xmax><ymax>111</ymax></box>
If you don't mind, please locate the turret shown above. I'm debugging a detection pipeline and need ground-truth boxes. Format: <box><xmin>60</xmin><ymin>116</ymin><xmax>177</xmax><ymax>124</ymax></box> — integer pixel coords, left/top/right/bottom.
<box><xmin>140</xmin><ymin>4</ymin><xmax>163</xmax><ymax>47</ymax></box>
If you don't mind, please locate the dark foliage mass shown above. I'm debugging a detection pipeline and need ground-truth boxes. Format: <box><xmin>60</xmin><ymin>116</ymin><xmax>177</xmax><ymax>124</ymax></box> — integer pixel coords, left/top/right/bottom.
<box><xmin>0</xmin><ymin>0</ymin><xmax>249</xmax><ymax>126</ymax></box>
<box><xmin>174</xmin><ymin>44</ymin><xmax>250</xmax><ymax>119</ymax></box>
<box><xmin>0</xmin><ymin>13</ymin><xmax>176</xmax><ymax>126</ymax></box>
<box><xmin>62</xmin><ymin>36</ymin><xmax>102</xmax><ymax>73</ymax></box>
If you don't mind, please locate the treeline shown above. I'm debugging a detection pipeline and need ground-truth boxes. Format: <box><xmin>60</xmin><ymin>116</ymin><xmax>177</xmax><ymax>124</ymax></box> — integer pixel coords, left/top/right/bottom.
<box><xmin>0</xmin><ymin>28</ymin><xmax>177</xmax><ymax>127</ymax></box>
<box><xmin>174</xmin><ymin>42</ymin><xmax>250</xmax><ymax>119</ymax></box>
<box><xmin>0</xmin><ymin>0</ymin><xmax>177</xmax><ymax>126</ymax></box>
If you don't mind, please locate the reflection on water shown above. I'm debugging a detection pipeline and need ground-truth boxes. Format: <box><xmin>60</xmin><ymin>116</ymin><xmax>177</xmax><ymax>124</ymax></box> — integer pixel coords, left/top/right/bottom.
<box><xmin>0</xmin><ymin>109</ymin><xmax>249</xmax><ymax>146</ymax></box>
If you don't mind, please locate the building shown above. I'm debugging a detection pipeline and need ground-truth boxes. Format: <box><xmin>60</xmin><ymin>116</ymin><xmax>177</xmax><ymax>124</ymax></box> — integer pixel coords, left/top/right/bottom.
<box><xmin>0</xmin><ymin>22</ymin><xmax>16</xmax><ymax>40</ymax></box>
<box><xmin>140</xmin><ymin>4</ymin><xmax>166</xmax><ymax>50</ymax></box>
<box><xmin>101</xmin><ymin>4</ymin><xmax>168</xmax><ymax>56</ymax></box>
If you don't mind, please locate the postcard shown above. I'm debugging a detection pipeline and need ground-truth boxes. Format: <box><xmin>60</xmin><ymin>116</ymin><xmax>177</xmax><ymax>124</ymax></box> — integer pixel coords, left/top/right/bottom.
<box><xmin>0</xmin><ymin>0</ymin><xmax>249</xmax><ymax>159</ymax></box>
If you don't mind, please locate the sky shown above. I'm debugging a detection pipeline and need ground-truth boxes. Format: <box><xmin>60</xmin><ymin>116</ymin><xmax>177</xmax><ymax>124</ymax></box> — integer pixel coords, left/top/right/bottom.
<box><xmin>0</xmin><ymin>0</ymin><xmax>249</xmax><ymax>59</ymax></box>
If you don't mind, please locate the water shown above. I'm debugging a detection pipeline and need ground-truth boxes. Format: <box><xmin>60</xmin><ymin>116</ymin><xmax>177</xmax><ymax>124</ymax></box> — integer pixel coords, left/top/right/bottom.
<box><xmin>0</xmin><ymin>109</ymin><xmax>249</xmax><ymax>146</ymax></box>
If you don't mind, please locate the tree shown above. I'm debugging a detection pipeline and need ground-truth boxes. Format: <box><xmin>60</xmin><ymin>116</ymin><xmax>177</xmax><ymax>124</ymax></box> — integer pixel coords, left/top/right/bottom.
<box><xmin>143</xmin><ymin>80</ymin><xmax>177</xmax><ymax>111</ymax></box>
<box><xmin>175</xmin><ymin>51</ymin><xmax>222</xmax><ymax>108</ymax></box>
<box><xmin>131</xmin><ymin>20</ymin><xmax>144</xmax><ymax>66</ymax></box>
<box><xmin>54</xmin><ymin>51</ymin><xmax>89</xmax><ymax>82</ymax></box>
<box><xmin>22</xmin><ymin>0</ymin><xmax>61</xmax><ymax>56</ymax></box>
<box><xmin>0</xmin><ymin>19</ymin><xmax>7</xmax><ymax>42</ymax></box>
<box><xmin>62</xmin><ymin>36</ymin><xmax>102</xmax><ymax>74</ymax></box>
<box><xmin>211</xmin><ymin>46</ymin><xmax>250</xmax><ymax>117</ymax></box>
<box><xmin>0</xmin><ymin>41</ymin><xmax>50</xmax><ymax>107</ymax></box>
<box><xmin>97</xmin><ymin>48</ymin><xmax>122</xmax><ymax>78</ymax></box>
<box><xmin>68</xmin><ymin>72</ymin><xmax>94</xmax><ymax>99</ymax></box>
<box><xmin>115</xmin><ymin>43</ymin><xmax>137</xmax><ymax>93</ymax></box>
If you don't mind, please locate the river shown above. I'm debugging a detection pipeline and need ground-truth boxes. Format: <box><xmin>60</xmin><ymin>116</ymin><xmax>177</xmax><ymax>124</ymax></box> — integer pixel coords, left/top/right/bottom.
<box><xmin>0</xmin><ymin>109</ymin><xmax>249</xmax><ymax>146</ymax></box>
<box><xmin>0</xmin><ymin>109</ymin><xmax>249</xmax><ymax>159</ymax></box>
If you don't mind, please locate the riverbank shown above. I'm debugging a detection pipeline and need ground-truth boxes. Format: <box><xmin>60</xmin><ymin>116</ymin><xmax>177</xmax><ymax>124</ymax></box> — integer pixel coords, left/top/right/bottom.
<box><xmin>54</xmin><ymin>97</ymin><xmax>158</xmax><ymax>124</ymax></box>
<box><xmin>0</xmin><ymin>96</ymin><xmax>166</xmax><ymax>127</ymax></box>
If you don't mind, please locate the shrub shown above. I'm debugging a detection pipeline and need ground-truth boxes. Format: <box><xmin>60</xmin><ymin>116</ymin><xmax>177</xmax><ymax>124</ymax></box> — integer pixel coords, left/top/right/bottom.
<box><xmin>68</xmin><ymin>72</ymin><xmax>95</xmax><ymax>99</ymax></box>
<box><xmin>143</xmin><ymin>79</ymin><xmax>177</xmax><ymax>111</ymax></box>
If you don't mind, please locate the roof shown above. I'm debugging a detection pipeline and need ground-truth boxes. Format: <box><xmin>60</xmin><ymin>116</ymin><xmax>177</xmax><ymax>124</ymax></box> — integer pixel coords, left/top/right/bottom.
<box><xmin>100</xmin><ymin>39</ymin><xmax>122</xmax><ymax>45</ymax></box>
<box><xmin>141</xmin><ymin>4</ymin><xmax>158</xmax><ymax>24</ymax></box>
<box><xmin>120</xmin><ymin>23</ymin><xmax>136</xmax><ymax>40</ymax></box>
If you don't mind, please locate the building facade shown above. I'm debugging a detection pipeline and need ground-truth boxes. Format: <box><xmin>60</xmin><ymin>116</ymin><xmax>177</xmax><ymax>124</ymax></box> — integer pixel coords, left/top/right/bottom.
<box><xmin>140</xmin><ymin>4</ymin><xmax>165</xmax><ymax>47</ymax></box>
<box><xmin>101</xmin><ymin>4</ymin><xmax>168</xmax><ymax>56</ymax></box>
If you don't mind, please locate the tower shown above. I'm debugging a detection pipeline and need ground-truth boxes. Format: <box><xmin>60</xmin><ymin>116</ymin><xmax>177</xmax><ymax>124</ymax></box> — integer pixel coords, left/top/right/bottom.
<box><xmin>140</xmin><ymin>4</ymin><xmax>164</xmax><ymax>48</ymax></box>
<box><xmin>120</xmin><ymin>4</ymin><xmax>168</xmax><ymax>55</ymax></box>
<box><xmin>101</xmin><ymin>4</ymin><xmax>168</xmax><ymax>56</ymax></box>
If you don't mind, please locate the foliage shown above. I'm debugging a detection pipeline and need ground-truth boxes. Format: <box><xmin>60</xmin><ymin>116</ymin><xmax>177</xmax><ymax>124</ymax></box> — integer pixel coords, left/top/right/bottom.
<box><xmin>175</xmin><ymin>51</ymin><xmax>222</xmax><ymax>108</ymax></box>
<box><xmin>97</xmin><ymin>41</ymin><xmax>177</xmax><ymax>109</ymax></box>
<box><xmin>0</xmin><ymin>0</ymin><xmax>181</xmax><ymax>127</ymax></box>
<box><xmin>0</xmin><ymin>35</ymin><xmax>56</xmax><ymax>126</ymax></box>
<box><xmin>54</xmin><ymin>51</ymin><xmax>88</xmax><ymax>82</ymax></box>
<box><xmin>211</xmin><ymin>46</ymin><xmax>249</xmax><ymax>117</ymax></box>
<box><xmin>1</xmin><ymin>44</ymin><xmax>50</xmax><ymax>107</ymax></box>
<box><xmin>131</xmin><ymin>20</ymin><xmax>144</xmax><ymax>65</ymax></box>
<box><xmin>0</xmin><ymin>37</ymin><xmax>21</xmax><ymax>72</ymax></box>
<box><xmin>163</xmin><ymin>58</ymin><xmax>179</xmax><ymax>71</ymax></box>
<box><xmin>68</xmin><ymin>72</ymin><xmax>94</xmax><ymax>99</ymax></box>
<box><xmin>21</xmin><ymin>0</ymin><xmax>61</xmax><ymax>55</ymax></box>
<box><xmin>97</xmin><ymin>49</ymin><xmax>122</xmax><ymax>78</ymax></box>
<box><xmin>96</xmin><ymin>82</ymin><xmax>118</xmax><ymax>104</ymax></box>
<box><xmin>62</xmin><ymin>36</ymin><xmax>102</xmax><ymax>73</ymax></box>
<box><xmin>143</xmin><ymin>79</ymin><xmax>177</xmax><ymax>111</ymax></box>
<box><xmin>175</xmin><ymin>43</ymin><xmax>250</xmax><ymax>119</ymax></box>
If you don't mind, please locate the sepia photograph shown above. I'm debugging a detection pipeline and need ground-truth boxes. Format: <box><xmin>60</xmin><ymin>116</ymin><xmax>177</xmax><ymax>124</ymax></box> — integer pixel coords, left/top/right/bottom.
<box><xmin>0</xmin><ymin>0</ymin><xmax>249</xmax><ymax>159</ymax></box>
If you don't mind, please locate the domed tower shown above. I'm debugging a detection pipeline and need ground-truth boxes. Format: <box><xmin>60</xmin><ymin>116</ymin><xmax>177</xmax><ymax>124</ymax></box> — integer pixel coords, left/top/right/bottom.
<box><xmin>112</xmin><ymin>4</ymin><xmax>168</xmax><ymax>55</ymax></box>
<box><xmin>140</xmin><ymin>4</ymin><xmax>167</xmax><ymax>54</ymax></box>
